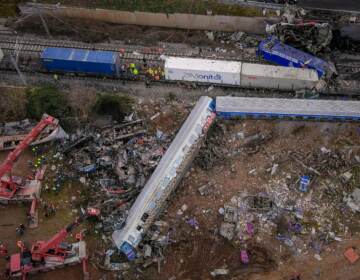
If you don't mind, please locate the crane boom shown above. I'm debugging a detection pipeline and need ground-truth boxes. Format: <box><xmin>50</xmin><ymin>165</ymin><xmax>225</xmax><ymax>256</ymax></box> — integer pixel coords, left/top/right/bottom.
<box><xmin>0</xmin><ymin>114</ymin><xmax>58</xmax><ymax>199</ymax></box>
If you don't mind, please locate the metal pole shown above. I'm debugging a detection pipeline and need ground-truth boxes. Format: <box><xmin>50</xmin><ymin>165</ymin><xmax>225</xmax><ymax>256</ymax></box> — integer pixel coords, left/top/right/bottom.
<box><xmin>9</xmin><ymin>54</ymin><xmax>27</xmax><ymax>86</ymax></box>
<box><xmin>36</xmin><ymin>6</ymin><xmax>52</xmax><ymax>39</ymax></box>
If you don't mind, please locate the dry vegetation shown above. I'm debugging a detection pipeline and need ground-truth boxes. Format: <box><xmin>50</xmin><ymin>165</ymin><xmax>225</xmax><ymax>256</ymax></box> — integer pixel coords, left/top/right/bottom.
<box><xmin>0</xmin><ymin>86</ymin><xmax>27</xmax><ymax>122</ymax></box>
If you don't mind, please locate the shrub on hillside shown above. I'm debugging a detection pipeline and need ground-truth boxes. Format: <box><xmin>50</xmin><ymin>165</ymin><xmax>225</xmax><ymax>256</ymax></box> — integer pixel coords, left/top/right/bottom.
<box><xmin>93</xmin><ymin>94</ymin><xmax>133</xmax><ymax>121</ymax></box>
<box><xmin>26</xmin><ymin>85</ymin><xmax>71</xmax><ymax>120</ymax></box>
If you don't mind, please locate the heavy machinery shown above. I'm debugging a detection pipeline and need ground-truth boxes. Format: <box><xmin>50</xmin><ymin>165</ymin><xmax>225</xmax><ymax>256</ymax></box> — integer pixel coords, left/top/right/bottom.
<box><xmin>0</xmin><ymin>114</ymin><xmax>58</xmax><ymax>202</ymax></box>
<box><xmin>6</xmin><ymin>207</ymin><xmax>99</xmax><ymax>279</ymax></box>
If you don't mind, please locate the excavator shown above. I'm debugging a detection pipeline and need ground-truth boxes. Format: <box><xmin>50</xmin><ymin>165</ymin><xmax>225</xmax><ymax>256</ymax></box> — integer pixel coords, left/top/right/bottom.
<box><xmin>6</xmin><ymin>207</ymin><xmax>100</xmax><ymax>279</ymax></box>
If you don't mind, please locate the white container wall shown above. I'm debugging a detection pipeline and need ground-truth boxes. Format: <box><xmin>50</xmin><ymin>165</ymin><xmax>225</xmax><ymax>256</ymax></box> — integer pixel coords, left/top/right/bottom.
<box><xmin>216</xmin><ymin>96</ymin><xmax>360</xmax><ymax>119</ymax></box>
<box><xmin>165</xmin><ymin>57</ymin><xmax>241</xmax><ymax>85</ymax></box>
<box><xmin>240</xmin><ymin>63</ymin><xmax>320</xmax><ymax>90</ymax></box>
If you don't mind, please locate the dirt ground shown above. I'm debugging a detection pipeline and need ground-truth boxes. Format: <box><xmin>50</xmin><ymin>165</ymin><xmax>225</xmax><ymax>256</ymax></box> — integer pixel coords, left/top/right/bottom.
<box><xmin>141</xmin><ymin>120</ymin><xmax>360</xmax><ymax>280</ymax></box>
<box><xmin>0</xmin><ymin>101</ymin><xmax>360</xmax><ymax>280</ymax></box>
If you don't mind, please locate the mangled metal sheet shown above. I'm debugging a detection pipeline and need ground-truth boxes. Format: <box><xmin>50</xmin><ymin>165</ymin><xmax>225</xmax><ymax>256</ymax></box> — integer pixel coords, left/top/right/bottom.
<box><xmin>0</xmin><ymin>121</ymin><xmax>68</xmax><ymax>151</ymax></box>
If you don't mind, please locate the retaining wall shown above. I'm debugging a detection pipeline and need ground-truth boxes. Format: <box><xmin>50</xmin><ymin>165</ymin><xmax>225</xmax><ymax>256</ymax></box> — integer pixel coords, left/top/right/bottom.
<box><xmin>20</xmin><ymin>3</ymin><xmax>280</xmax><ymax>34</ymax></box>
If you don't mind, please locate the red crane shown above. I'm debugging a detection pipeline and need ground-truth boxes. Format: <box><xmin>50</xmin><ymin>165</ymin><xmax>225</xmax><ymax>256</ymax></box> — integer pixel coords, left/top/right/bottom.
<box><xmin>7</xmin><ymin>208</ymin><xmax>99</xmax><ymax>279</ymax></box>
<box><xmin>0</xmin><ymin>114</ymin><xmax>58</xmax><ymax>200</ymax></box>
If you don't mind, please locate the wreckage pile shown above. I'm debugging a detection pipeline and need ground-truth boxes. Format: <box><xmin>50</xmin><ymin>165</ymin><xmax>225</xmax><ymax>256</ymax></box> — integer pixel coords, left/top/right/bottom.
<box><xmin>60</xmin><ymin>117</ymin><xmax>171</xmax><ymax>233</ymax></box>
<box><xmin>217</xmin><ymin>133</ymin><xmax>360</xmax><ymax>263</ymax></box>
<box><xmin>41</xmin><ymin>115</ymin><xmax>179</xmax><ymax>271</ymax></box>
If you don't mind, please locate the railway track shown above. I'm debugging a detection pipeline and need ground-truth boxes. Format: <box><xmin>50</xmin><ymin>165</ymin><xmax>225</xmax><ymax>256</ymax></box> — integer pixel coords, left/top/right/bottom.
<box><xmin>0</xmin><ymin>35</ymin><xmax>261</xmax><ymax>64</ymax></box>
<box><xmin>3</xmin><ymin>35</ymin><xmax>360</xmax><ymax>77</ymax></box>
<box><xmin>1</xmin><ymin>36</ymin><xmax>360</xmax><ymax>91</ymax></box>
<box><xmin>1</xmin><ymin>68</ymin><xmax>359</xmax><ymax>99</ymax></box>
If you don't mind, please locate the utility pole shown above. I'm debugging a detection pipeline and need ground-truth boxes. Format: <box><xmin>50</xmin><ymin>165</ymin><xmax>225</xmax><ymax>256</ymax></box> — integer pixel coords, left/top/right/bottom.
<box><xmin>9</xmin><ymin>54</ymin><xmax>27</xmax><ymax>86</ymax></box>
<box><xmin>33</xmin><ymin>0</ymin><xmax>52</xmax><ymax>38</ymax></box>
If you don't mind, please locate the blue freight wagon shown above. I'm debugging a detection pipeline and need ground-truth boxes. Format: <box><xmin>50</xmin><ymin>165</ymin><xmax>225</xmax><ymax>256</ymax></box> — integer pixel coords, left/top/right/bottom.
<box><xmin>257</xmin><ymin>36</ymin><xmax>335</xmax><ymax>78</ymax></box>
<box><xmin>41</xmin><ymin>47</ymin><xmax>120</xmax><ymax>76</ymax></box>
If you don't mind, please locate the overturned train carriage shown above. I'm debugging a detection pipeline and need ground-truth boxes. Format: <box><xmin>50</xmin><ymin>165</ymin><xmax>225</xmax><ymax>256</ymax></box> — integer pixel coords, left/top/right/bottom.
<box><xmin>257</xmin><ymin>36</ymin><xmax>336</xmax><ymax>78</ymax></box>
<box><xmin>164</xmin><ymin>56</ymin><xmax>322</xmax><ymax>91</ymax></box>
<box><xmin>112</xmin><ymin>96</ymin><xmax>216</xmax><ymax>259</ymax></box>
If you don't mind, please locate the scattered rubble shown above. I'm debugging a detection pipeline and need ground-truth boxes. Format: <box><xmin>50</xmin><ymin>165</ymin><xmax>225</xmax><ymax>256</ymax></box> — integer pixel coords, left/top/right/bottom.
<box><xmin>210</xmin><ymin>268</ymin><xmax>229</xmax><ymax>277</ymax></box>
<box><xmin>344</xmin><ymin>188</ymin><xmax>360</xmax><ymax>212</ymax></box>
<box><xmin>266</xmin><ymin>22</ymin><xmax>333</xmax><ymax>54</ymax></box>
<box><xmin>344</xmin><ymin>247</ymin><xmax>359</xmax><ymax>264</ymax></box>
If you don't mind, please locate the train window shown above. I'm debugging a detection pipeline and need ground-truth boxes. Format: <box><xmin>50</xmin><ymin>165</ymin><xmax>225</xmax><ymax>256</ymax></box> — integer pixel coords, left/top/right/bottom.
<box><xmin>141</xmin><ymin>213</ymin><xmax>149</xmax><ymax>222</ymax></box>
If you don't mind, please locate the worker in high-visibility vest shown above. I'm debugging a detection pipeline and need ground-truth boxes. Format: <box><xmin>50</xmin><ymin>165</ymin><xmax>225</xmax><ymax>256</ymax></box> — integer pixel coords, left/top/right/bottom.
<box><xmin>0</xmin><ymin>244</ymin><xmax>8</xmax><ymax>256</ymax></box>
<box><xmin>148</xmin><ymin>68</ymin><xmax>154</xmax><ymax>79</ymax></box>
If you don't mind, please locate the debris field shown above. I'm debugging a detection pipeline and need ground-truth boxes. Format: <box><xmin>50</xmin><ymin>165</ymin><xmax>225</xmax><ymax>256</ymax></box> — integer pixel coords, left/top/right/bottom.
<box><xmin>1</xmin><ymin>1</ymin><xmax>360</xmax><ymax>280</ymax></box>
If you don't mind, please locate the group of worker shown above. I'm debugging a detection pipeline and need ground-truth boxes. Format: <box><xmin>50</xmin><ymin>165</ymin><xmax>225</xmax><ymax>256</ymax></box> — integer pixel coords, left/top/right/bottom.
<box><xmin>128</xmin><ymin>63</ymin><xmax>139</xmax><ymax>78</ymax></box>
<box><xmin>122</xmin><ymin>58</ymin><xmax>165</xmax><ymax>83</ymax></box>
<box><xmin>146</xmin><ymin>66</ymin><xmax>165</xmax><ymax>81</ymax></box>
<box><xmin>15</xmin><ymin>223</ymin><xmax>26</xmax><ymax>236</ymax></box>
<box><xmin>43</xmin><ymin>203</ymin><xmax>56</xmax><ymax>218</ymax></box>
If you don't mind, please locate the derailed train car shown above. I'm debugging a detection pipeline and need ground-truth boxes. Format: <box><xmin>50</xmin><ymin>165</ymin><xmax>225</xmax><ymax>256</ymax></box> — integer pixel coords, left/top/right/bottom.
<box><xmin>257</xmin><ymin>36</ymin><xmax>336</xmax><ymax>78</ymax></box>
<box><xmin>164</xmin><ymin>56</ymin><xmax>323</xmax><ymax>91</ymax></box>
<box><xmin>216</xmin><ymin>96</ymin><xmax>360</xmax><ymax>121</ymax></box>
<box><xmin>112</xmin><ymin>95</ymin><xmax>360</xmax><ymax>260</ymax></box>
<box><xmin>112</xmin><ymin>96</ymin><xmax>216</xmax><ymax>260</ymax></box>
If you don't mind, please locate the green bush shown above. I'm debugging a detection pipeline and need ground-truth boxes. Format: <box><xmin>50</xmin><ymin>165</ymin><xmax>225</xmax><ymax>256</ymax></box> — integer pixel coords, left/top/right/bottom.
<box><xmin>26</xmin><ymin>84</ymin><xmax>71</xmax><ymax>120</ymax></box>
<box><xmin>93</xmin><ymin>94</ymin><xmax>133</xmax><ymax>121</ymax></box>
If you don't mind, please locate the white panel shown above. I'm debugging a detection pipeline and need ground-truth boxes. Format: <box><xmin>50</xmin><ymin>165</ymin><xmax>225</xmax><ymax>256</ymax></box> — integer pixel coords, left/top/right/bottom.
<box><xmin>165</xmin><ymin>56</ymin><xmax>241</xmax><ymax>85</ymax></box>
<box><xmin>241</xmin><ymin>63</ymin><xmax>319</xmax><ymax>90</ymax></box>
<box><xmin>216</xmin><ymin>96</ymin><xmax>360</xmax><ymax>117</ymax></box>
